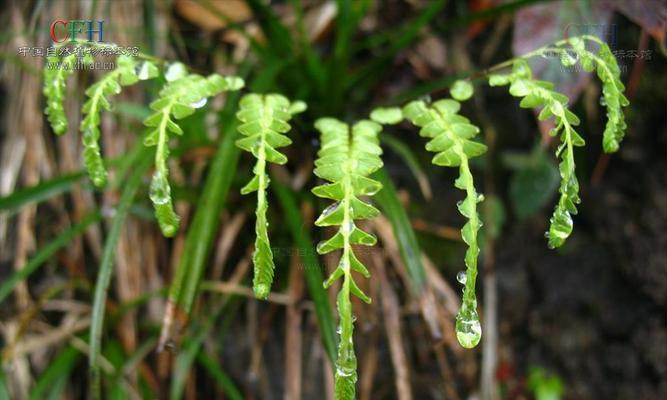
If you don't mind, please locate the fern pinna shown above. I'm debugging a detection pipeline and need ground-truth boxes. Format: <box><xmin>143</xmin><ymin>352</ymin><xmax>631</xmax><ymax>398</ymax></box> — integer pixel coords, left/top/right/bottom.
<box><xmin>402</xmin><ymin>98</ymin><xmax>486</xmax><ymax>348</ymax></box>
<box><xmin>235</xmin><ymin>93</ymin><xmax>306</xmax><ymax>299</ymax></box>
<box><xmin>312</xmin><ymin>117</ymin><xmax>384</xmax><ymax>399</ymax></box>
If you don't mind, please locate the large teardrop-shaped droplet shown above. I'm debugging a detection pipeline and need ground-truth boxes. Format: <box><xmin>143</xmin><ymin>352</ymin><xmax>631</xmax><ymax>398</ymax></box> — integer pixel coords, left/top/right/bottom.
<box><xmin>455</xmin><ymin>304</ymin><xmax>482</xmax><ymax>348</ymax></box>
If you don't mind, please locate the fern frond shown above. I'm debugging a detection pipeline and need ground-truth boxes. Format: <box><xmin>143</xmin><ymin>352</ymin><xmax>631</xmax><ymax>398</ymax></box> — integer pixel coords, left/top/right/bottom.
<box><xmin>489</xmin><ymin>60</ymin><xmax>585</xmax><ymax>249</ymax></box>
<box><xmin>565</xmin><ymin>36</ymin><xmax>630</xmax><ymax>152</ymax></box>
<box><xmin>313</xmin><ymin>117</ymin><xmax>384</xmax><ymax>399</ymax></box>
<box><xmin>43</xmin><ymin>54</ymin><xmax>78</xmax><ymax>135</ymax></box>
<box><xmin>143</xmin><ymin>62</ymin><xmax>244</xmax><ymax>237</ymax></box>
<box><xmin>402</xmin><ymin>99</ymin><xmax>485</xmax><ymax>349</ymax></box>
<box><xmin>235</xmin><ymin>93</ymin><xmax>306</xmax><ymax>299</ymax></box>
<box><xmin>81</xmin><ymin>55</ymin><xmax>159</xmax><ymax>187</ymax></box>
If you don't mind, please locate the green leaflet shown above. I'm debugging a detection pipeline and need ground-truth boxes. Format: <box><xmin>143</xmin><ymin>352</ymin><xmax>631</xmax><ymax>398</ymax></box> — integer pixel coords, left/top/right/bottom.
<box><xmin>312</xmin><ymin>117</ymin><xmax>384</xmax><ymax>400</ymax></box>
<box><xmin>43</xmin><ymin>54</ymin><xmax>77</xmax><ymax>135</ymax></box>
<box><xmin>80</xmin><ymin>55</ymin><xmax>159</xmax><ymax>187</ymax></box>
<box><xmin>143</xmin><ymin>63</ymin><xmax>244</xmax><ymax>237</ymax></box>
<box><xmin>402</xmin><ymin>99</ymin><xmax>485</xmax><ymax>349</ymax></box>
<box><xmin>235</xmin><ymin>93</ymin><xmax>306</xmax><ymax>299</ymax></box>
<box><xmin>450</xmin><ymin>79</ymin><xmax>474</xmax><ymax>101</ymax></box>
<box><xmin>491</xmin><ymin>60</ymin><xmax>585</xmax><ymax>249</ymax></box>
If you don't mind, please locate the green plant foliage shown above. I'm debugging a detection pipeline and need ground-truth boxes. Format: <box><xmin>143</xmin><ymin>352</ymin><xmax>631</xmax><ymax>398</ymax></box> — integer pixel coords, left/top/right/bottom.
<box><xmin>312</xmin><ymin>117</ymin><xmax>384</xmax><ymax>400</ymax></box>
<box><xmin>80</xmin><ymin>55</ymin><xmax>159</xmax><ymax>187</ymax></box>
<box><xmin>490</xmin><ymin>59</ymin><xmax>584</xmax><ymax>248</ymax></box>
<box><xmin>235</xmin><ymin>93</ymin><xmax>306</xmax><ymax>299</ymax></box>
<box><xmin>402</xmin><ymin>98</ymin><xmax>486</xmax><ymax>349</ymax></box>
<box><xmin>564</xmin><ymin>37</ymin><xmax>630</xmax><ymax>153</ymax></box>
<box><xmin>369</xmin><ymin>107</ymin><xmax>403</xmax><ymax>125</ymax></box>
<box><xmin>143</xmin><ymin>62</ymin><xmax>244</xmax><ymax>236</ymax></box>
<box><xmin>450</xmin><ymin>79</ymin><xmax>474</xmax><ymax>101</ymax></box>
<box><xmin>43</xmin><ymin>54</ymin><xmax>77</xmax><ymax>135</ymax></box>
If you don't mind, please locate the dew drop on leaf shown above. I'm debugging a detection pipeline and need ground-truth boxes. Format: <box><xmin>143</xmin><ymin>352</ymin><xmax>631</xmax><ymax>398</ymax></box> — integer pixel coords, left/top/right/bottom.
<box><xmin>321</xmin><ymin>201</ymin><xmax>340</xmax><ymax>218</ymax></box>
<box><xmin>456</xmin><ymin>271</ymin><xmax>467</xmax><ymax>285</ymax></box>
<box><xmin>190</xmin><ymin>97</ymin><xmax>207</xmax><ymax>109</ymax></box>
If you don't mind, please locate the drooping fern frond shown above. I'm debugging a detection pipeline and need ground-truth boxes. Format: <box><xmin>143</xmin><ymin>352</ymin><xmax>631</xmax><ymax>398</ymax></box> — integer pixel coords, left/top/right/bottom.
<box><xmin>490</xmin><ymin>60</ymin><xmax>584</xmax><ymax>249</ymax></box>
<box><xmin>402</xmin><ymin>98</ymin><xmax>485</xmax><ymax>349</ymax></box>
<box><xmin>80</xmin><ymin>55</ymin><xmax>159</xmax><ymax>187</ymax></box>
<box><xmin>43</xmin><ymin>54</ymin><xmax>78</xmax><ymax>135</ymax></box>
<box><xmin>312</xmin><ymin>117</ymin><xmax>383</xmax><ymax>399</ymax></box>
<box><xmin>143</xmin><ymin>62</ymin><xmax>244</xmax><ymax>237</ymax></box>
<box><xmin>486</xmin><ymin>35</ymin><xmax>628</xmax><ymax>248</ymax></box>
<box><xmin>235</xmin><ymin>93</ymin><xmax>306</xmax><ymax>299</ymax></box>
<box><xmin>563</xmin><ymin>36</ymin><xmax>630</xmax><ymax>153</ymax></box>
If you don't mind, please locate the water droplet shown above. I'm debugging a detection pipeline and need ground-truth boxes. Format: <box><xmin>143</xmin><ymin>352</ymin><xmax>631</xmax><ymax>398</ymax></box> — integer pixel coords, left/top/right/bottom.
<box><xmin>456</xmin><ymin>317</ymin><xmax>482</xmax><ymax>348</ymax></box>
<box><xmin>456</xmin><ymin>271</ymin><xmax>467</xmax><ymax>285</ymax></box>
<box><xmin>136</xmin><ymin>62</ymin><xmax>152</xmax><ymax>80</ymax></box>
<box><xmin>599</xmin><ymin>96</ymin><xmax>607</xmax><ymax>106</ymax></box>
<box><xmin>336</xmin><ymin>366</ymin><xmax>355</xmax><ymax>377</ymax></box>
<box><xmin>190</xmin><ymin>97</ymin><xmax>207</xmax><ymax>109</ymax></box>
<box><xmin>165</xmin><ymin>63</ymin><xmax>187</xmax><ymax>82</ymax></box>
<box><xmin>149</xmin><ymin>172</ymin><xmax>171</xmax><ymax>205</ymax></box>
<box><xmin>477</xmin><ymin>193</ymin><xmax>485</xmax><ymax>202</ymax></box>
<box><xmin>456</xmin><ymin>200</ymin><xmax>463</xmax><ymax>208</ymax></box>
<box><xmin>321</xmin><ymin>201</ymin><xmax>340</xmax><ymax>218</ymax></box>
<box><xmin>342</xmin><ymin>220</ymin><xmax>354</xmax><ymax>234</ymax></box>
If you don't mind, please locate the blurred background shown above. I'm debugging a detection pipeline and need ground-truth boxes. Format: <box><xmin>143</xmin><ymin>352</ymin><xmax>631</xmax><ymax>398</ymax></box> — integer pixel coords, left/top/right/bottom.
<box><xmin>0</xmin><ymin>0</ymin><xmax>666</xmax><ymax>399</ymax></box>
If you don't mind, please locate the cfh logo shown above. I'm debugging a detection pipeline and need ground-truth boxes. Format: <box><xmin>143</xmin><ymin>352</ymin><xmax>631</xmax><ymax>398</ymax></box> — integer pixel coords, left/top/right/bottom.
<box><xmin>50</xmin><ymin>20</ymin><xmax>104</xmax><ymax>43</ymax></box>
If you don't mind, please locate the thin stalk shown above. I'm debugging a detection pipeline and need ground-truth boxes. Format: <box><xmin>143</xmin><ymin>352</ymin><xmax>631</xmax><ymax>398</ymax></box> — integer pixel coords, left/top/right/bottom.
<box><xmin>89</xmin><ymin>147</ymin><xmax>152</xmax><ymax>398</ymax></box>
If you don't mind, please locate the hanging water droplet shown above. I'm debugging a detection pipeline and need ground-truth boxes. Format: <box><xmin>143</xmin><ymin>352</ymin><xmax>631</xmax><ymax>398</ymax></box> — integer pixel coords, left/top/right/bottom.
<box><xmin>456</xmin><ymin>271</ymin><xmax>467</xmax><ymax>285</ymax></box>
<box><xmin>456</xmin><ymin>200</ymin><xmax>463</xmax><ymax>208</ymax></box>
<box><xmin>599</xmin><ymin>96</ymin><xmax>607</xmax><ymax>106</ymax></box>
<box><xmin>477</xmin><ymin>193</ymin><xmax>485</xmax><ymax>202</ymax></box>
<box><xmin>149</xmin><ymin>172</ymin><xmax>171</xmax><ymax>205</ymax></box>
<box><xmin>336</xmin><ymin>326</ymin><xmax>342</xmax><ymax>335</ymax></box>
<box><xmin>190</xmin><ymin>97</ymin><xmax>207</xmax><ymax>109</ymax></box>
<box><xmin>456</xmin><ymin>317</ymin><xmax>482</xmax><ymax>349</ymax></box>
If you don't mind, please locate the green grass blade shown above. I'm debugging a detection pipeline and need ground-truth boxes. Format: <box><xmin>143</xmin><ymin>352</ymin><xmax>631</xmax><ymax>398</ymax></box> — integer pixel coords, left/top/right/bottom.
<box><xmin>0</xmin><ymin>154</ymin><xmax>134</xmax><ymax>215</ymax></box>
<box><xmin>170</xmin><ymin>299</ymin><xmax>239</xmax><ymax>400</ymax></box>
<box><xmin>0</xmin><ymin>211</ymin><xmax>101</xmax><ymax>304</ymax></box>
<box><xmin>381</xmin><ymin>134</ymin><xmax>432</xmax><ymax>199</ymax></box>
<box><xmin>0</xmin><ymin>369</ymin><xmax>10</xmax><ymax>400</ymax></box>
<box><xmin>273</xmin><ymin>181</ymin><xmax>337</xmax><ymax>365</ymax></box>
<box><xmin>89</xmin><ymin>148</ymin><xmax>152</xmax><ymax>399</ymax></box>
<box><xmin>30</xmin><ymin>345</ymin><xmax>81</xmax><ymax>400</ymax></box>
<box><xmin>171</xmin><ymin>99</ymin><xmax>242</xmax><ymax>316</ymax></box>
<box><xmin>372</xmin><ymin>168</ymin><xmax>427</xmax><ymax>292</ymax></box>
<box><xmin>0</xmin><ymin>171</ymin><xmax>85</xmax><ymax>214</ymax></box>
<box><xmin>197</xmin><ymin>351</ymin><xmax>243</xmax><ymax>400</ymax></box>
